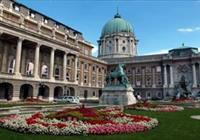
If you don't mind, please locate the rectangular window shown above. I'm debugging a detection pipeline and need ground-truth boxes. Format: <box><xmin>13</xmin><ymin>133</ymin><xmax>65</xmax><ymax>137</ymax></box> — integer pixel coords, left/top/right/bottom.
<box><xmin>84</xmin><ymin>63</ymin><xmax>88</xmax><ymax>70</ymax></box>
<box><xmin>84</xmin><ymin>73</ymin><xmax>88</xmax><ymax>84</ymax></box>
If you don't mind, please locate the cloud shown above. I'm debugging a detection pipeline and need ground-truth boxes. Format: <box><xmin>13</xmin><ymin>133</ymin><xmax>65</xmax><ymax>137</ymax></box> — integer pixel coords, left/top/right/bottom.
<box><xmin>92</xmin><ymin>44</ymin><xmax>98</xmax><ymax>57</ymax></box>
<box><xmin>142</xmin><ymin>49</ymin><xmax>169</xmax><ymax>55</ymax></box>
<box><xmin>177</xmin><ymin>27</ymin><xmax>200</xmax><ymax>32</ymax></box>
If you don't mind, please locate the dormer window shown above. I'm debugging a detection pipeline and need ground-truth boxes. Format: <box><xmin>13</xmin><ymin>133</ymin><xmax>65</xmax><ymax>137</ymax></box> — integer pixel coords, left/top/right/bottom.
<box><xmin>65</xmin><ymin>29</ymin><xmax>69</xmax><ymax>33</ymax></box>
<box><xmin>44</xmin><ymin>18</ymin><xmax>48</xmax><ymax>24</ymax></box>
<box><xmin>30</xmin><ymin>12</ymin><xmax>35</xmax><ymax>18</ymax></box>
<box><xmin>73</xmin><ymin>32</ymin><xmax>77</xmax><ymax>37</ymax></box>
<box><xmin>13</xmin><ymin>4</ymin><xmax>20</xmax><ymax>11</ymax></box>
<box><xmin>55</xmin><ymin>24</ymin><xmax>59</xmax><ymax>29</ymax></box>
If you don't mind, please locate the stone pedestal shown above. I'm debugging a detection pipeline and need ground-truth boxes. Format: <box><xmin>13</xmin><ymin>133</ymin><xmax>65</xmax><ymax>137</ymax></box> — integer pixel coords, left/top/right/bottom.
<box><xmin>100</xmin><ymin>85</ymin><xmax>137</xmax><ymax>105</ymax></box>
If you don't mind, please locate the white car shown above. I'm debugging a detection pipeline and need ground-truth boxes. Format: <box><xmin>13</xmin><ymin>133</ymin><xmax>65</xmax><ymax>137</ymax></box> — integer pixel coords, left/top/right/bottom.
<box><xmin>54</xmin><ymin>96</ymin><xmax>80</xmax><ymax>104</ymax></box>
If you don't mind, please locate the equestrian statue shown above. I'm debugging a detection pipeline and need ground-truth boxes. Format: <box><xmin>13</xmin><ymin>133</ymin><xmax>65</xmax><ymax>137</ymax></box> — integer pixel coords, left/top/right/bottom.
<box><xmin>106</xmin><ymin>64</ymin><xmax>129</xmax><ymax>87</ymax></box>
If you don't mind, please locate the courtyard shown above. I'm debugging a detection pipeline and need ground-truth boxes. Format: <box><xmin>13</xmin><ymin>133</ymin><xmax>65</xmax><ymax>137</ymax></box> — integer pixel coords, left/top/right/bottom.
<box><xmin>0</xmin><ymin>0</ymin><xmax>200</xmax><ymax>139</ymax></box>
<box><xmin>0</xmin><ymin>101</ymin><xmax>200</xmax><ymax>140</ymax></box>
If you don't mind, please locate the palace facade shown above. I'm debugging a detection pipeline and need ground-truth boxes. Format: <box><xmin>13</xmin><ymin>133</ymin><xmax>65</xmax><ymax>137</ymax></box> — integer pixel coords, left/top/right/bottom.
<box><xmin>0</xmin><ymin>0</ymin><xmax>106</xmax><ymax>101</ymax></box>
<box><xmin>0</xmin><ymin>0</ymin><xmax>200</xmax><ymax>102</ymax></box>
<box><xmin>98</xmin><ymin>12</ymin><xmax>200</xmax><ymax>99</ymax></box>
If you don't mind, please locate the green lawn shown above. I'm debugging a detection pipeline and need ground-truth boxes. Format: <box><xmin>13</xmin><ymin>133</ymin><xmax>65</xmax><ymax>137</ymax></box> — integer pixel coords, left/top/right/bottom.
<box><xmin>0</xmin><ymin>108</ymin><xmax>200</xmax><ymax>140</ymax></box>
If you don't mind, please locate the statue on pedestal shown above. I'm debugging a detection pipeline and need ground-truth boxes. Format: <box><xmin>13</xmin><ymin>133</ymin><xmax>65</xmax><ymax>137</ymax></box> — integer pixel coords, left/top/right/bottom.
<box><xmin>100</xmin><ymin>64</ymin><xmax>137</xmax><ymax>105</ymax></box>
<box><xmin>175</xmin><ymin>75</ymin><xmax>192</xmax><ymax>99</ymax></box>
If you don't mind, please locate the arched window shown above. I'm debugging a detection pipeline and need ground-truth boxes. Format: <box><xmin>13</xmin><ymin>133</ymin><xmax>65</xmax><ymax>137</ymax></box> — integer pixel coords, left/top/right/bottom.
<box><xmin>8</xmin><ymin>59</ymin><xmax>15</xmax><ymax>74</ymax></box>
<box><xmin>122</xmin><ymin>46</ymin><xmax>126</xmax><ymax>52</ymax></box>
<box><xmin>54</xmin><ymin>65</ymin><xmax>60</xmax><ymax>79</ymax></box>
<box><xmin>41</xmin><ymin>64</ymin><xmax>48</xmax><ymax>78</ymax></box>
<box><xmin>26</xmin><ymin>62</ymin><xmax>34</xmax><ymax>76</ymax></box>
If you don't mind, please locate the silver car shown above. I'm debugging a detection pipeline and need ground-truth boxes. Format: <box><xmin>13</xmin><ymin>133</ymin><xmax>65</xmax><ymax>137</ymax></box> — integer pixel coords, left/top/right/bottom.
<box><xmin>54</xmin><ymin>96</ymin><xmax>80</xmax><ymax>104</ymax></box>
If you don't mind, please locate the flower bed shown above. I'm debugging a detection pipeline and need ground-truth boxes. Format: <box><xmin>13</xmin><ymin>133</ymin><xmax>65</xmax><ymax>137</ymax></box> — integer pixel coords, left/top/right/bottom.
<box><xmin>172</xmin><ymin>97</ymin><xmax>195</xmax><ymax>104</ymax></box>
<box><xmin>126</xmin><ymin>102</ymin><xmax>184</xmax><ymax>112</ymax></box>
<box><xmin>0</xmin><ymin>106</ymin><xmax>158</xmax><ymax>135</ymax></box>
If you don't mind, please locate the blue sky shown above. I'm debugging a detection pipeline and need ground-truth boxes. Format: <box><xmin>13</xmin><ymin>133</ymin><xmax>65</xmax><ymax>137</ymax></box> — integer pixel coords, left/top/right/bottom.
<box><xmin>17</xmin><ymin>0</ymin><xmax>200</xmax><ymax>56</ymax></box>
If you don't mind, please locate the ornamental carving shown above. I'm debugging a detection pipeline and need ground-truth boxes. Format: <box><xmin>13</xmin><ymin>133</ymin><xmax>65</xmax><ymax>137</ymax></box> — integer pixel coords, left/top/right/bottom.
<box><xmin>177</xmin><ymin>65</ymin><xmax>189</xmax><ymax>73</ymax></box>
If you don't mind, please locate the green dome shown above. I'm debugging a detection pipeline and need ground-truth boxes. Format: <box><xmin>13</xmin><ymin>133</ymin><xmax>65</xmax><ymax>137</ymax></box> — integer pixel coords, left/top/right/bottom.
<box><xmin>101</xmin><ymin>13</ymin><xmax>133</xmax><ymax>37</ymax></box>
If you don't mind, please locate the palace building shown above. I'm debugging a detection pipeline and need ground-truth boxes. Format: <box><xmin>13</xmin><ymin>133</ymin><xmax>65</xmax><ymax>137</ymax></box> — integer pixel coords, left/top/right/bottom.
<box><xmin>99</xmin><ymin>12</ymin><xmax>200</xmax><ymax>99</ymax></box>
<box><xmin>0</xmin><ymin>0</ymin><xmax>200</xmax><ymax>102</ymax></box>
<box><xmin>0</xmin><ymin>0</ymin><xmax>106</xmax><ymax>101</ymax></box>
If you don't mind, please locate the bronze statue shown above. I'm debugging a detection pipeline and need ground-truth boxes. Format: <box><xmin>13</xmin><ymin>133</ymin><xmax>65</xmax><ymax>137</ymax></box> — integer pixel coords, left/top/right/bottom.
<box><xmin>106</xmin><ymin>64</ymin><xmax>129</xmax><ymax>87</ymax></box>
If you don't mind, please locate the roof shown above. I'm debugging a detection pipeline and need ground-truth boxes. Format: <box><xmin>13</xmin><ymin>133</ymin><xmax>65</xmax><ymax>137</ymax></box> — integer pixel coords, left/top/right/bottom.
<box><xmin>101</xmin><ymin>13</ymin><xmax>133</xmax><ymax>37</ymax></box>
<box><xmin>12</xmin><ymin>0</ymin><xmax>82</xmax><ymax>35</ymax></box>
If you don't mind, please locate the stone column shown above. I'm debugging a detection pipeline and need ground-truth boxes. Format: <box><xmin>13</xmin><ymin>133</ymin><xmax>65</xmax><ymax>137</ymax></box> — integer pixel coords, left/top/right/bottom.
<box><xmin>192</xmin><ymin>63</ymin><xmax>197</xmax><ymax>88</ymax></box>
<box><xmin>142</xmin><ymin>68</ymin><xmax>145</xmax><ymax>88</ymax></box>
<box><xmin>1</xmin><ymin>43</ymin><xmax>8</xmax><ymax>72</ymax></box>
<box><xmin>88</xmin><ymin>64</ymin><xmax>92</xmax><ymax>86</ymax></box>
<box><xmin>15</xmin><ymin>37</ymin><xmax>23</xmax><ymax>76</ymax></box>
<box><xmin>132</xmin><ymin>69</ymin><xmax>135</xmax><ymax>87</ymax></box>
<box><xmin>48</xmin><ymin>86</ymin><xmax>54</xmax><ymax>101</ymax></box>
<box><xmin>199</xmin><ymin>63</ymin><xmax>200</xmax><ymax>85</ymax></box>
<box><xmin>74</xmin><ymin>55</ymin><xmax>78</xmax><ymax>83</ymax></box>
<box><xmin>101</xmin><ymin>40</ymin><xmax>103</xmax><ymax>56</ymax></box>
<box><xmin>102</xmin><ymin>68</ymin><xmax>105</xmax><ymax>88</ymax></box>
<box><xmin>12</xmin><ymin>84</ymin><xmax>20</xmax><ymax>101</ymax></box>
<box><xmin>34</xmin><ymin>43</ymin><xmax>40</xmax><ymax>79</ymax></box>
<box><xmin>80</xmin><ymin>62</ymin><xmax>84</xmax><ymax>85</ymax></box>
<box><xmin>96</xmin><ymin>66</ymin><xmax>99</xmax><ymax>87</ymax></box>
<box><xmin>169</xmin><ymin>65</ymin><xmax>174</xmax><ymax>88</ymax></box>
<box><xmin>98</xmin><ymin>43</ymin><xmax>101</xmax><ymax>57</ymax></box>
<box><xmin>103</xmin><ymin>39</ymin><xmax>106</xmax><ymax>55</ymax></box>
<box><xmin>152</xmin><ymin>67</ymin><xmax>156</xmax><ymax>88</ymax></box>
<box><xmin>63</xmin><ymin>52</ymin><xmax>67</xmax><ymax>81</ymax></box>
<box><xmin>163</xmin><ymin>65</ymin><xmax>168</xmax><ymax>87</ymax></box>
<box><xmin>128</xmin><ymin>38</ymin><xmax>131</xmax><ymax>54</ymax></box>
<box><xmin>50</xmin><ymin>48</ymin><xmax>55</xmax><ymax>80</ymax></box>
<box><xmin>113</xmin><ymin>37</ymin><xmax>116</xmax><ymax>54</ymax></box>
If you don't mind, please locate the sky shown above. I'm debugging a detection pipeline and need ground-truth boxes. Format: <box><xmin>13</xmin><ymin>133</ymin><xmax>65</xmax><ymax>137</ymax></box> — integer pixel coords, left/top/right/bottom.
<box><xmin>17</xmin><ymin>0</ymin><xmax>200</xmax><ymax>56</ymax></box>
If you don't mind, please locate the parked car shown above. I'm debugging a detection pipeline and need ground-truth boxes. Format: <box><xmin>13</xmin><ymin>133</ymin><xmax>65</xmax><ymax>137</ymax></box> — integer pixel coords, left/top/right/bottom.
<box><xmin>54</xmin><ymin>96</ymin><xmax>80</xmax><ymax>104</ymax></box>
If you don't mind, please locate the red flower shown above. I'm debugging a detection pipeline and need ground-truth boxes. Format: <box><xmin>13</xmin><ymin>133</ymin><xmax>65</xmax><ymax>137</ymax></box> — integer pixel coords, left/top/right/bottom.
<box><xmin>85</xmin><ymin>120</ymin><xmax>115</xmax><ymax>125</ymax></box>
<box><xmin>52</xmin><ymin>123</ymin><xmax>67</xmax><ymax>128</ymax></box>
<box><xmin>129</xmin><ymin>115</ymin><xmax>151</xmax><ymax>122</ymax></box>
